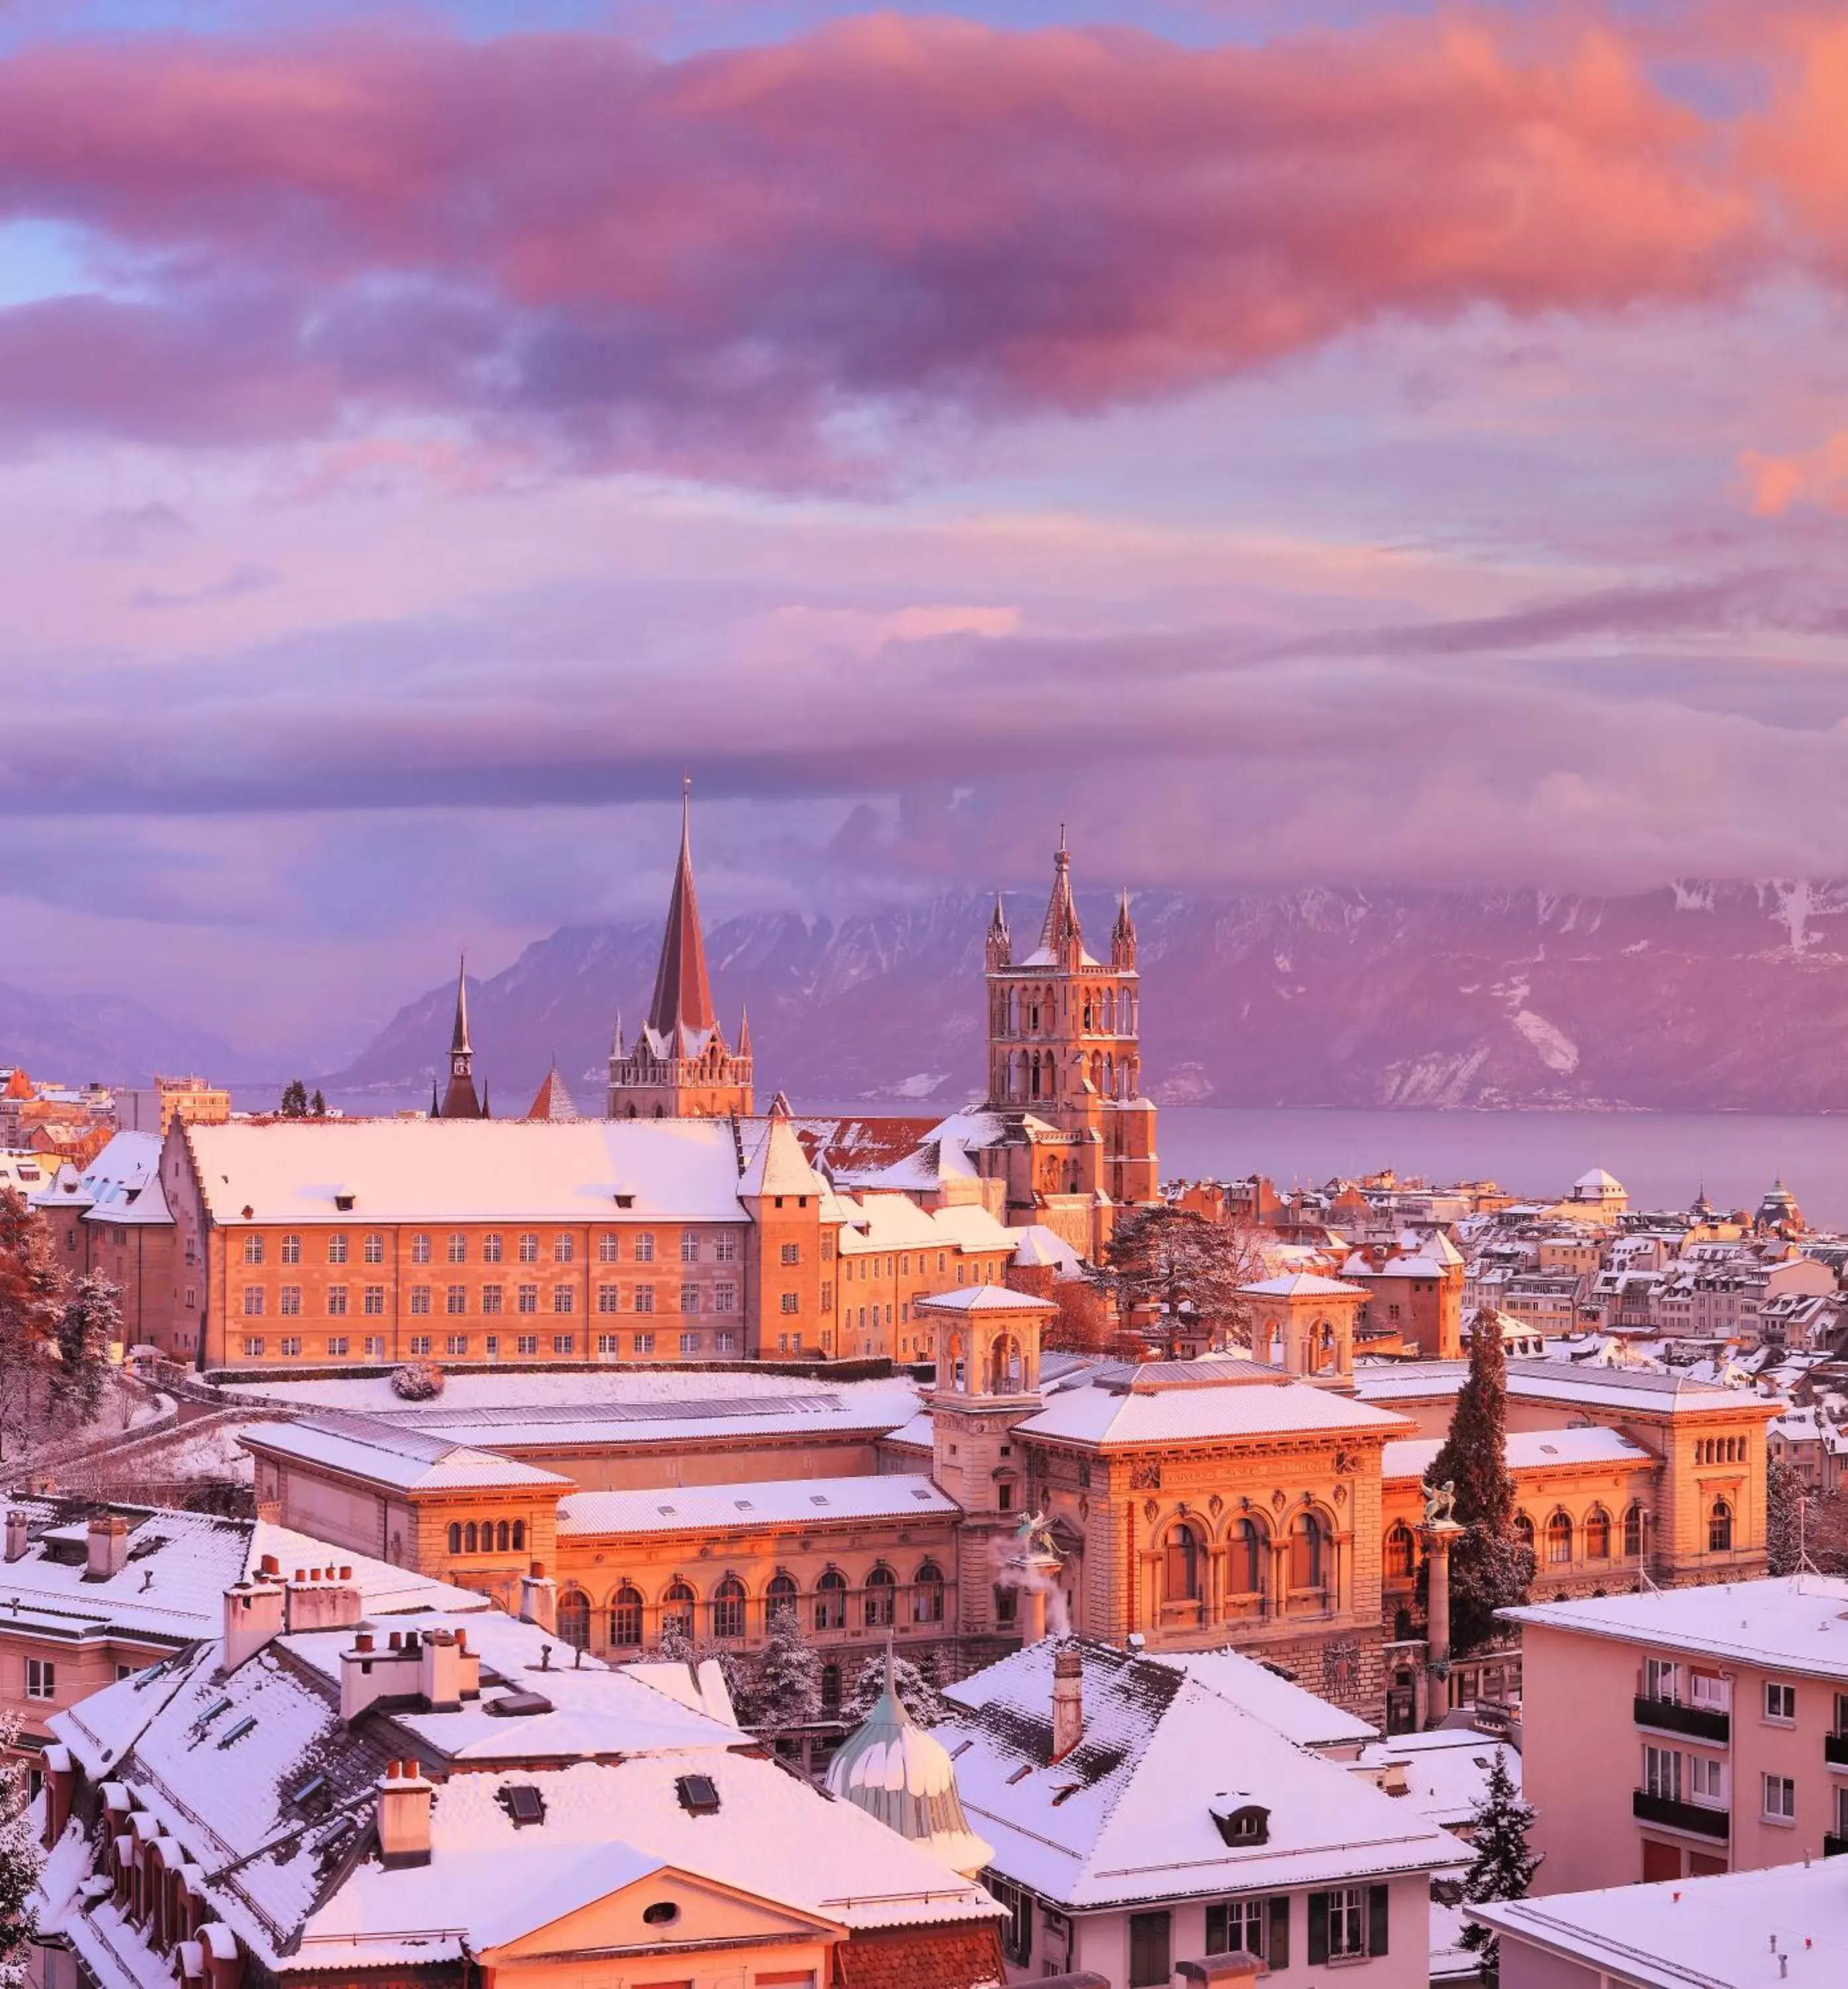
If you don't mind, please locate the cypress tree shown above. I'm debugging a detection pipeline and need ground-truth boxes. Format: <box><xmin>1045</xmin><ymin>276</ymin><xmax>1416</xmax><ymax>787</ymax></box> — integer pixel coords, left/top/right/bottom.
<box><xmin>1426</xmin><ymin>1314</ymin><xmax>1532</xmax><ymax>1654</ymax></box>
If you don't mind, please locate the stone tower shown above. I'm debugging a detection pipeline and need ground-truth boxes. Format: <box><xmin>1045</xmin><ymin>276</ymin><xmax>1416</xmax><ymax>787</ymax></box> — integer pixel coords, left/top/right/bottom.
<box><xmin>433</xmin><ymin>957</ymin><xmax>487</xmax><ymax>1120</ymax></box>
<box><xmin>983</xmin><ymin>833</ymin><xmax>1157</xmax><ymax>1209</ymax></box>
<box><xmin>606</xmin><ymin>786</ymin><xmax>754</xmax><ymax>1119</ymax></box>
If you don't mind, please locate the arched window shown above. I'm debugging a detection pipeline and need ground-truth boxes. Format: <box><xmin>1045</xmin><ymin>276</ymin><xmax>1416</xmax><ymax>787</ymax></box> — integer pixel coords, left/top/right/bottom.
<box><xmin>608</xmin><ymin>1585</ymin><xmax>644</xmax><ymax>1647</ymax></box>
<box><xmin>989</xmin><ymin>1334</ymin><xmax>1021</xmax><ymax>1393</ymax></box>
<box><xmin>1708</xmin><ymin>1498</ymin><xmax>1734</xmax><ymax>1553</ymax></box>
<box><xmin>1546</xmin><ymin>1512</ymin><xmax>1574</xmax><ymax>1566</ymax></box>
<box><xmin>447</xmin><ymin>1523</ymin><xmax>461</xmax><ymax>1554</ymax></box>
<box><xmin>1229</xmin><ymin>1518</ymin><xmax>1267</xmax><ymax>1597</ymax></box>
<box><xmin>512</xmin><ymin>1518</ymin><xmax>526</xmax><ymax>1552</ymax></box>
<box><xmin>463</xmin><ymin>1522</ymin><xmax>478</xmax><ymax>1554</ymax></box>
<box><xmin>662</xmin><ymin>1581</ymin><xmax>695</xmax><ymax>1643</ymax></box>
<box><xmin>766</xmin><ymin>1571</ymin><xmax>799</xmax><ymax>1623</ymax></box>
<box><xmin>712</xmin><ymin>1576</ymin><xmax>746</xmax><ymax>1641</ymax></box>
<box><xmin>864</xmin><ymin>1566</ymin><xmax>897</xmax><ymax>1628</ymax></box>
<box><xmin>1289</xmin><ymin>1512</ymin><xmax>1326</xmax><ymax>1591</ymax></box>
<box><xmin>479</xmin><ymin>1514</ymin><xmax>494</xmax><ymax>1551</ymax></box>
<box><xmin>1584</xmin><ymin>1507</ymin><xmax>1611</xmax><ymax>1560</ymax></box>
<box><xmin>1384</xmin><ymin>1522</ymin><xmax>1416</xmax><ymax>1581</ymax></box>
<box><xmin>556</xmin><ymin>1587</ymin><xmax>591</xmax><ymax>1651</ymax></box>
<box><xmin>913</xmin><ymin>1561</ymin><xmax>946</xmax><ymax>1624</ymax></box>
<box><xmin>1515</xmin><ymin>1512</ymin><xmax>1536</xmax><ymax>1555</ymax></box>
<box><xmin>815</xmin><ymin>1569</ymin><xmax>848</xmax><ymax>1632</ymax></box>
<box><xmin>1163</xmin><ymin>1520</ymin><xmax>1204</xmax><ymax>1603</ymax></box>
<box><xmin>1623</xmin><ymin>1502</ymin><xmax>1645</xmax><ymax>1560</ymax></box>
<box><xmin>496</xmin><ymin>1520</ymin><xmax>510</xmax><ymax>1553</ymax></box>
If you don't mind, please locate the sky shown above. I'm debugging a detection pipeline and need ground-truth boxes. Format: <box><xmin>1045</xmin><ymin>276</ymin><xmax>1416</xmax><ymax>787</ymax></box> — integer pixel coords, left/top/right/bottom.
<box><xmin>5</xmin><ymin>0</ymin><xmax>1848</xmax><ymax>1059</ymax></box>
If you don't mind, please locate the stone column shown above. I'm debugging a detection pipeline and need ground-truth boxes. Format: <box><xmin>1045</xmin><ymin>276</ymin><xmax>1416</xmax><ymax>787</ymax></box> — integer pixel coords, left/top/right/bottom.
<box><xmin>1420</xmin><ymin>1519</ymin><xmax>1464</xmax><ymax>1669</ymax></box>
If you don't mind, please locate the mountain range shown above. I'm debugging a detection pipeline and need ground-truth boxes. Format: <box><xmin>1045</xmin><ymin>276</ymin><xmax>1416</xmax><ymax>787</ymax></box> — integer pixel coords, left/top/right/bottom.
<box><xmin>326</xmin><ymin>880</ymin><xmax>1848</xmax><ymax>1115</ymax></box>
<box><xmin>0</xmin><ymin>981</ymin><xmax>275</xmax><ymax>1091</ymax></box>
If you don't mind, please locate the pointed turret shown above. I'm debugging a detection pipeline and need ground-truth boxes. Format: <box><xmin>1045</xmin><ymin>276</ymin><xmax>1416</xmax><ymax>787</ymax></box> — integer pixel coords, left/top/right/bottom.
<box><xmin>1111</xmin><ymin>887</ymin><xmax>1136</xmax><ymax>969</ymax></box>
<box><xmin>435</xmin><ymin>951</ymin><xmax>485</xmax><ymax>1119</ymax></box>
<box><xmin>738</xmin><ymin>1004</ymin><xmax>753</xmax><ymax>1057</ymax></box>
<box><xmin>985</xmin><ymin>892</ymin><xmax>1011</xmax><ymax>971</ymax></box>
<box><xmin>526</xmin><ymin>1061</ymin><xmax>579</xmax><ymax>1122</ymax></box>
<box><xmin>646</xmin><ymin>780</ymin><xmax>717</xmax><ymax>1049</ymax></box>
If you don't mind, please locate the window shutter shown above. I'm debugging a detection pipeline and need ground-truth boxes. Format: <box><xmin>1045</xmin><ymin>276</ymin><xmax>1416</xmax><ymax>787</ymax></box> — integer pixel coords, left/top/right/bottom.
<box><xmin>1367</xmin><ymin>1884</ymin><xmax>1390</xmax><ymax>1957</ymax></box>
<box><xmin>1307</xmin><ymin>1892</ymin><xmax>1330</xmax><ymax>1966</ymax></box>
<box><xmin>1268</xmin><ymin>1894</ymin><xmax>1291</xmax><ymax>1970</ymax></box>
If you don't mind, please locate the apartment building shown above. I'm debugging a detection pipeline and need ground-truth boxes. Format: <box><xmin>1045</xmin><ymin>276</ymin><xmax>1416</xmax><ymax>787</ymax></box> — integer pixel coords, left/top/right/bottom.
<box><xmin>1509</xmin><ymin>1577</ymin><xmax>1848</xmax><ymax>1892</ymax></box>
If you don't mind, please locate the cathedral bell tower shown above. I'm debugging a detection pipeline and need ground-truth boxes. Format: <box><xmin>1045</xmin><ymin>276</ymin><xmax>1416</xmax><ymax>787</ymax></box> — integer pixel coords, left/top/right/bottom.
<box><xmin>606</xmin><ymin>784</ymin><xmax>754</xmax><ymax>1119</ymax></box>
<box><xmin>433</xmin><ymin>955</ymin><xmax>488</xmax><ymax>1120</ymax></box>
<box><xmin>983</xmin><ymin>833</ymin><xmax>1157</xmax><ymax>1209</ymax></box>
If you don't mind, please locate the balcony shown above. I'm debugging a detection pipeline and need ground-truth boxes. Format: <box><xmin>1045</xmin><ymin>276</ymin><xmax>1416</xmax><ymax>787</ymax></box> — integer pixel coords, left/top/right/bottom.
<box><xmin>1633</xmin><ymin>1789</ymin><xmax>1729</xmax><ymax>1840</ymax></box>
<box><xmin>1826</xmin><ymin>1732</ymin><xmax>1848</xmax><ymax>1768</ymax></box>
<box><xmin>1634</xmin><ymin>1695</ymin><xmax>1730</xmax><ymax>1745</ymax></box>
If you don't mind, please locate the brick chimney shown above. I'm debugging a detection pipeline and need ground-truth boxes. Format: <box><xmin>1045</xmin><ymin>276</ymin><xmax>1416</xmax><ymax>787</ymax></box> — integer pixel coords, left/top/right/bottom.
<box><xmin>519</xmin><ymin>1561</ymin><xmax>557</xmax><ymax>1634</ymax></box>
<box><xmin>222</xmin><ymin>1573</ymin><xmax>286</xmax><ymax>1671</ymax></box>
<box><xmin>417</xmin><ymin>1628</ymin><xmax>467</xmax><ymax>1712</ymax></box>
<box><xmin>85</xmin><ymin>1515</ymin><xmax>129</xmax><ymax>1581</ymax></box>
<box><xmin>282</xmin><ymin>1565</ymin><xmax>363</xmax><ymax>1636</ymax></box>
<box><xmin>1051</xmin><ymin>1645</ymin><xmax>1084</xmax><ymax>1764</ymax></box>
<box><xmin>376</xmin><ymin>1759</ymin><xmax>433</xmax><ymax>1868</ymax></box>
<box><xmin>5</xmin><ymin>1510</ymin><xmax>29</xmax><ymax>1564</ymax></box>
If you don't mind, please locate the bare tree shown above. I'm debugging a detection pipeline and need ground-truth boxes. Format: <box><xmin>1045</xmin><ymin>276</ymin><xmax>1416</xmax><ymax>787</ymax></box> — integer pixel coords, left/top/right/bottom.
<box><xmin>1101</xmin><ymin>1206</ymin><xmax>1269</xmax><ymax>1355</ymax></box>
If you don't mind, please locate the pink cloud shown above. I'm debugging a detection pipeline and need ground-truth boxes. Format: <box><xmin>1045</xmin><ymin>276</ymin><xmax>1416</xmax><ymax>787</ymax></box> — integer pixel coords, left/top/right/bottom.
<box><xmin>0</xmin><ymin>13</ymin><xmax>1763</xmax><ymax>476</ymax></box>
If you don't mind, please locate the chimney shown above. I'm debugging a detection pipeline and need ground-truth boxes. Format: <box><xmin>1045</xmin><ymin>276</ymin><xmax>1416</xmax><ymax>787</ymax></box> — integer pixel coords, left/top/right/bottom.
<box><xmin>5</xmin><ymin>1511</ymin><xmax>29</xmax><ymax>1563</ymax></box>
<box><xmin>376</xmin><ymin>1760</ymin><xmax>433</xmax><ymax>1868</ymax></box>
<box><xmin>86</xmin><ymin>1515</ymin><xmax>129</xmax><ymax>1581</ymax></box>
<box><xmin>222</xmin><ymin>1575</ymin><xmax>286</xmax><ymax>1671</ymax></box>
<box><xmin>282</xmin><ymin>1566</ymin><xmax>363</xmax><ymax>1637</ymax></box>
<box><xmin>417</xmin><ymin>1629</ymin><xmax>465</xmax><ymax>1712</ymax></box>
<box><xmin>42</xmin><ymin>1742</ymin><xmax>74</xmax><ymax>1849</ymax></box>
<box><xmin>340</xmin><ymin>1622</ymin><xmax>420</xmax><ymax>1723</ymax></box>
<box><xmin>1051</xmin><ymin>1646</ymin><xmax>1084</xmax><ymax>1764</ymax></box>
<box><xmin>519</xmin><ymin>1561</ymin><xmax>557</xmax><ymax>1635</ymax></box>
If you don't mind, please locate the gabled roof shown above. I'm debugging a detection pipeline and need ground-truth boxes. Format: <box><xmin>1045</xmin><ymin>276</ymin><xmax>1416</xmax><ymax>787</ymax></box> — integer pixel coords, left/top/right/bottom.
<box><xmin>1239</xmin><ymin>1273</ymin><xmax>1371</xmax><ymax>1299</ymax></box>
<box><xmin>735</xmin><ymin>1107</ymin><xmax>827</xmax><ymax>1200</ymax></box>
<box><xmin>240</xmin><ymin>1416</ymin><xmax>572</xmax><ymax>1493</ymax></box>
<box><xmin>32</xmin><ymin>1130</ymin><xmax>170</xmax><ymax>1226</ymax></box>
<box><xmin>915</xmin><ymin>1284</ymin><xmax>1058</xmax><ymax>1316</ymax></box>
<box><xmin>938</xmin><ymin>1640</ymin><xmax>1454</xmax><ymax>1911</ymax></box>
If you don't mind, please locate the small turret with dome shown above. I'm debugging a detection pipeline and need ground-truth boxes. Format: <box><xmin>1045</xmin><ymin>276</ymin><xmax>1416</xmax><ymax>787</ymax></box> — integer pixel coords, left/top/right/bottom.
<box><xmin>824</xmin><ymin>1646</ymin><xmax>992</xmax><ymax>1878</ymax></box>
<box><xmin>1755</xmin><ymin>1174</ymin><xmax>1806</xmax><ymax>1237</ymax></box>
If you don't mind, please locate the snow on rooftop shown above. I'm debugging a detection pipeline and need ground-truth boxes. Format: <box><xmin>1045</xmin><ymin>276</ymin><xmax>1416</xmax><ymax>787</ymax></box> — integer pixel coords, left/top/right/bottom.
<box><xmin>1507</xmin><ymin>1574</ymin><xmax>1848</xmax><ymax>1678</ymax></box>
<box><xmin>1239</xmin><ymin>1272</ymin><xmax>1371</xmax><ymax>1299</ymax></box>
<box><xmin>1019</xmin><ymin>1366</ymin><xmax>1410</xmax><ymax>1447</ymax></box>
<box><xmin>31</xmin><ymin>1131</ymin><xmax>170</xmax><ymax>1225</ymax></box>
<box><xmin>240</xmin><ymin>1417</ymin><xmax>572</xmax><ymax>1492</ymax></box>
<box><xmin>938</xmin><ymin>1640</ymin><xmax>1455</xmax><ymax>1911</ymax></box>
<box><xmin>1471</xmin><ymin>1858</ymin><xmax>1848</xmax><ymax>1988</ymax></box>
<box><xmin>1382</xmin><ymin>1427</ymin><xmax>1654</xmax><ymax>1482</ymax></box>
<box><xmin>1352</xmin><ymin>1730</ymin><xmax>1521</xmax><ymax>1833</ymax></box>
<box><xmin>557</xmin><ymin>1474</ymin><xmax>958</xmax><ymax>1538</ymax></box>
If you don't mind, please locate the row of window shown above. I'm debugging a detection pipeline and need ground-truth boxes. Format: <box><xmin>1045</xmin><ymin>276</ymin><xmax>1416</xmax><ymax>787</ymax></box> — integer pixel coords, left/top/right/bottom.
<box><xmin>1694</xmin><ymin>1436</ymin><xmax>1749</xmax><ymax>1465</ymax></box>
<box><xmin>553</xmin><ymin>1565</ymin><xmax>953</xmax><ymax>1650</ymax></box>
<box><xmin>1159</xmin><ymin>1512</ymin><xmax>1331</xmax><ymax>1603</ymax></box>
<box><xmin>1383</xmin><ymin>1499</ymin><xmax>1736</xmax><ymax>1578</ymax></box>
<box><xmin>240</xmin><ymin>1329</ymin><xmax>741</xmax><ymax>1359</ymax></box>
<box><xmin>1096</xmin><ymin>1886</ymin><xmax>1385</xmax><ymax>1988</ymax></box>
<box><xmin>446</xmin><ymin>1519</ymin><xmax>529</xmax><ymax>1555</ymax></box>
<box><xmin>242</xmin><ymin>1230</ymin><xmax>742</xmax><ymax>1266</ymax></box>
<box><xmin>241</xmin><ymin>1282</ymin><xmax>739</xmax><ymax>1318</ymax></box>
<box><xmin>1641</xmin><ymin>1743</ymin><xmax>1842</xmax><ymax>1832</ymax></box>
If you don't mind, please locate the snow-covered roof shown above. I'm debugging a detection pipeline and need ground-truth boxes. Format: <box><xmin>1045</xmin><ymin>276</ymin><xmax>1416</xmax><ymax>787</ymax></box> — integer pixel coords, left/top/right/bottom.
<box><xmin>556</xmin><ymin>1474</ymin><xmax>958</xmax><ymax>1539</ymax></box>
<box><xmin>1149</xmin><ymin>1648</ymin><xmax>1377</xmax><ymax>1750</ymax></box>
<box><xmin>1506</xmin><ymin>1574</ymin><xmax>1848</xmax><ymax>1679</ymax></box>
<box><xmin>1381</xmin><ymin>1427</ymin><xmax>1656</xmax><ymax>1484</ymax></box>
<box><xmin>1354</xmin><ymin>1359</ymin><xmax>1768</xmax><ymax>1418</ymax></box>
<box><xmin>937</xmin><ymin>1640</ymin><xmax>1456</xmax><ymax>1911</ymax></box>
<box><xmin>32</xmin><ymin>1130</ymin><xmax>170</xmax><ymax>1225</ymax></box>
<box><xmin>917</xmin><ymin>1283</ymin><xmax>1058</xmax><ymax>1317</ymax></box>
<box><xmin>734</xmin><ymin>1109</ymin><xmax>828</xmax><ymax>1201</ymax></box>
<box><xmin>1019</xmin><ymin>1362</ymin><xmax>1410</xmax><ymax>1448</ymax></box>
<box><xmin>240</xmin><ymin>1416</ymin><xmax>573</xmax><ymax>1492</ymax></box>
<box><xmin>1470</xmin><ymin>1859</ymin><xmax>1848</xmax><ymax>1988</ymax></box>
<box><xmin>1352</xmin><ymin>1730</ymin><xmax>1520</xmax><ymax>1833</ymax></box>
<box><xmin>182</xmin><ymin>1118</ymin><xmax>767</xmax><ymax>1225</ymax></box>
<box><xmin>1240</xmin><ymin>1272</ymin><xmax>1371</xmax><ymax>1299</ymax></box>
<box><xmin>1571</xmin><ymin>1168</ymin><xmax>1625</xmax><ymax>1195</ymax></box>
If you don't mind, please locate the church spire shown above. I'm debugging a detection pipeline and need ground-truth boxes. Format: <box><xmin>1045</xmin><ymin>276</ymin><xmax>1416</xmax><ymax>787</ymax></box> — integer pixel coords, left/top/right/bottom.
<box><xmin>1112</xmin><ymin>887</ymin><xmax>1136</xmax><ymax>968</ymax></box>
<box><xmin>646</xmin><ymin>779</ymin><xmax>718</xmax><ymax>1046</ymax></box>
<box><xmin>435</xmin><ymin>950</ymin><xmax>485</xmax><ymax>1119</ymax></box>
<box><xmin>738</xmin><ymin>1003</ymin><xmax>753</xmax><ymax>1057</ymax></box>
<box><xmin>1037</xmin><ymin>829</ymin><xmax>1083</xmax><ymax>961</ymax></box>
<box><xmin>450</xmin><ymin>952</ymin><xmax>473</xmax><ymax>1056</ymax></box>
<box><xmin>986</xmin><ymin>892</ymin><xmax>1012</xmax><ymax>971</ymax></box>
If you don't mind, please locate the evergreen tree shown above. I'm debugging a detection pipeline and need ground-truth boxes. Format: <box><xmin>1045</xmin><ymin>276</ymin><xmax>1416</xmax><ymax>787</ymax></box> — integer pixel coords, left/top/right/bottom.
<box><xmin>1767</xmin><ymin>1456</ymin><xmax>1806</xmax><ymax>1576</ymax></box>
<box><xmin>656</xmin><ymin>1612</ymin><xmax>694</xmax><ymax>1662</ymax></box>
<box><xmin>1458</xmin><ymin>1751</ymin><xmax>1540</xmax><ymax>1985</ymax></box>
<box><xmin>52</xmin><ymin>1272</ymin><xmax>119</xmax><ymax>1423</ymax></box>
<box><xmin>0</xmin><ymin>1712</ymin><xmax>40</xmax><ymax>1989</ymax></box>
<box><xmin>750</xmin><ymin>1602</ymin><xmax>822</xmax><ymax>1728</ymax></box>
<box><xmin>310</xmin><ymin>1089</ymin><xmax>327</xmax><ymax>1118</ymax></box>
<box><xmin>278</xmin><ymin>1079</ymin><xmax>309</xmax><ymax>1118</ymax></box>
<box><xmin>841</xmin><ymin>1650</ymin><xmax>949</xmax><ymax>1727</ymax></box>
<box><xmin>1425</xmin><ymin>1316</ymin><xmax>1533</xmax><ymax>1654</ymax></box>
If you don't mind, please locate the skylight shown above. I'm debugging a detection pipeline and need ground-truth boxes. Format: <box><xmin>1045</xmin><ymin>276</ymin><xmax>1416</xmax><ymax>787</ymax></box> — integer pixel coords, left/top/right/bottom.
<box><xmin>500</xmin><ymin>1784</ymin><xmax>546</xmax><ymax>1827</ymax></box>
<box><xmin>675</xmin><ymin>1774</ymin><xmax>721</xmax><ymax>1816</ymax></box>
<box><xmin>218</xmin><ymin>1716</ymin><xmax>257</xmax><ymax>1748</ymax></box>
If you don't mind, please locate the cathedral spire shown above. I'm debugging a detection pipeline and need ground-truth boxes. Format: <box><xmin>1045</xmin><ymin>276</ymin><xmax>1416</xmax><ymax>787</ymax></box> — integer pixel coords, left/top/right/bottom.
<box><xmin>1037</xmin><ymin>831</ymin><xmax>1083</xmax><ymax>959</ymax></box>
<box><xmin>738</xmin><ymin>1004</ymin><xmax>753</xmax><ymax>1057</ymax></box>
<box><xmin>646</xmin><ymin>779</ymin><xmax>718</xmax><ymax>1045</ymax></box>
<box><xmin>435</xmin><ymin>950</ymin><xmax>485</xmax><ymax>1119</ymax></box>
<box><xmin>986</xmin><ymin>892</ymin><xmax>1012</xmax><ymax>971</ymax></box>
<box><xmin>1112</xmin><ymin>888</ymin><xmax>1136</xmax><ymax>968</ymax></box>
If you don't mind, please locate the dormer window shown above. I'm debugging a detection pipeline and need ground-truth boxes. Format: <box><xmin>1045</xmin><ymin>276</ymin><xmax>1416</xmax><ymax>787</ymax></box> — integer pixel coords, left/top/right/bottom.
<box><xmin>1208</xmin><ymin>1797</ymin><xmax>1270</xmax><ymax>1846</ymax></box>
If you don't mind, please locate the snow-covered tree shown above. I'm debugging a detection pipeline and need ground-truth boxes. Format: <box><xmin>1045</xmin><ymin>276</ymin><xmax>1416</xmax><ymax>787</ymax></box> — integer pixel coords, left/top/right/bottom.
<box><xmin>1426</xmin><ymin>1316</ymin><xmax>1533</xmax><ymax>1654</ymax></box>
<box><xmin>0</xmin><ymin>1189</ymin><xmax>65</xmax><ymax>1457</ymax></box>
<box><xmin>1102</xmin><ymin>1207</ymin><xmax>1267</xmax><ymax>1355</ymax></box>
<box><xmin>750</xmin><ymin>1601</ymin><xmax>822</xmax><ymax>1728</ymax></box>
<box><xmin>390</xmin><ymin>1360</ymin><xmax>444</xmax><ymax>1401</ymax></box>
<box><xmin>656</xmin><ymin>1612</ymin><xmax>694</xmax><ymax>1662</ymax></box>
<box><xmin>52</xmin><ymin>1272</ymin><xmax>119</xmax><ymax>1423</ymax></box>
<box><xmin>1459</xmin><ymin>1752</ymin><xmax>1540</xmax><ymax>1985</ymax></box>
<box><xmin>841</xmin><ymin>1650</ymin><xmax>949</xmax><ymax>1728</ymax></box>
<box><xmin>1767</xmin><ymin>1457</ymin><xmax>1806</xmax><ymax>1576</ymax></box>
<box><xmin>0</xmin><ymin>1711</ymin><xmax>40</xmax><ymax>1989</ymax></box>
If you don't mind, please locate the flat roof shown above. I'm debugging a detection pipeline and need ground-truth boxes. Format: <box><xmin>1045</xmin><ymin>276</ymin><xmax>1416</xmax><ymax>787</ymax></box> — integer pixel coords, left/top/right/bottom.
<box><xmin>1507</xmin><ymin>1574</ymin><xmax>1848</xmax><ymax>1680</ymax></box>
<box><xmin>557</xmin><ymin>1473</ymin><xmax>959</xmax><ymax>1537</ymax></box>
